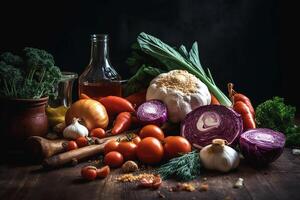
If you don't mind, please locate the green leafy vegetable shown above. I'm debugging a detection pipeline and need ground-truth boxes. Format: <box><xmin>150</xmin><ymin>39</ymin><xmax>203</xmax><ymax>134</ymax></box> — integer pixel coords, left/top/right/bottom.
<box><xmin>124</xmin><ymin>65</ymin><xmax>165</xmax><ymax>96</ymax></box>
<box><xmin>126</xmin><ymin>32</ymin><xmax>231</xmax><ymax>106</ymax></box>
<box><xmin>0</xmin><ymin>47</ymin><xmax>62</xmax><ymax>99</ymax></box>
<box><xmin>256</xmin><ymin>96</ymin><xmax>300</xmax><ymax>147</ymax></box>
<box><xmin>156</xmin><ymin>151</ymin><xmax>201</xmax><ymax>181</ymax></box>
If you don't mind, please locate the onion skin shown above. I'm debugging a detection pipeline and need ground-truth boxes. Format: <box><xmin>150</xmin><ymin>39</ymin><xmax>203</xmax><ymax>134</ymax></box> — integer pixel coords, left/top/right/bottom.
<box><xmin>239</xmin><ymin>128</ymin><xmax>286</xmax><ymax>166</ymax></box>
<box><xmin>65</xmin><ymin>99</ymin><xmax>109</xmax><ymax>130</ymax></box>
<box><xmin>181</xmin><ymin>105</ymin><xmax>243</xmax><ymax>149</ymax></box>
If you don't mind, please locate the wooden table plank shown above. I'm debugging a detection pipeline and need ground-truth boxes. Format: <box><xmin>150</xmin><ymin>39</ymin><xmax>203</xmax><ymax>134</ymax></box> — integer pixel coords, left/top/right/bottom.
<box><xmin>0</xmin><ymin>148</ymin><xmax>299</xmax><ymax>200</ymax></box>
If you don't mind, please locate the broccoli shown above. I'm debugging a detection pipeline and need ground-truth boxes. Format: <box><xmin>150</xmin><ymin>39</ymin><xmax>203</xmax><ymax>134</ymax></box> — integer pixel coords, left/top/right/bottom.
<box><xmin>0</xmin><ymin>47</ymin><xmax>62</xmax><ymax>99</ymax></box>
<box><xmin>256</xmin><ymin>96</ymin><xmax>300</xmax><ymax>147</ymax></box>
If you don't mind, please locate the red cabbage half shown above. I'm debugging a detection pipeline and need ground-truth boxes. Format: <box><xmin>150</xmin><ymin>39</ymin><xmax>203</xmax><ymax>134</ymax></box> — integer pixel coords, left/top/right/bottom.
<box><xmin>136</xmin><ymin>100</ymin><xmax>168</xmax><ymax>126</ymax></box>
<box><xmin>239</xmin><ymin>128</ymin><xmax>285</xmax><ymax>165</ymax></box>
<box><xmin>181</xmin><ymin>105</ymin><xmax>243</xmax><ymax>149</ymax></box>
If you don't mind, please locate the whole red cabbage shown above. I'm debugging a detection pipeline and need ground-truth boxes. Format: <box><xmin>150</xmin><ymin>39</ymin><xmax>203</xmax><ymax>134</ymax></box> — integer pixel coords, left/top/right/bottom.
<box><xmin>181</xmin><ymin>105</ymin><xmax>243</xmax><ymax>149</ymax></box>
<box><xmin>239</xmin><ymin>128</ymin><xmax>285</xmax><ymax>165</ymax></box>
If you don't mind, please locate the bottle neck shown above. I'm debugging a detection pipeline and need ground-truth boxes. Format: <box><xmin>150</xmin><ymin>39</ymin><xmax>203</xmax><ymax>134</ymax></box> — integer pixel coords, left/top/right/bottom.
<box><xmin>89</xmin><ymin>38</ymin><xmax>109</xmax><ymax>66</ymax></box>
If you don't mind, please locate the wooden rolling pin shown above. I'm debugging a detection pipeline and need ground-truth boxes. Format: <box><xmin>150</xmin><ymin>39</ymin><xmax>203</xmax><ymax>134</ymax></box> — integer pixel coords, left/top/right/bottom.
<box><xmin>26</xmin><ymin>136</ymin><xmax>68</xmax><ymax>160</ymax></box>
<box><xmin>42</xmin><ymin>133</ymin><xmax>127</xmax><ymax>168</ymax></box>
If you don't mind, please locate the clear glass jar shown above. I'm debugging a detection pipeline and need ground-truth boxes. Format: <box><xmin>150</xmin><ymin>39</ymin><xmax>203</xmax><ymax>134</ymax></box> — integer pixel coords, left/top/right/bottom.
<box><xmin>78</xmin><ymin>34</ymin><xmax>122</xmax><ymax>99</ymax></box>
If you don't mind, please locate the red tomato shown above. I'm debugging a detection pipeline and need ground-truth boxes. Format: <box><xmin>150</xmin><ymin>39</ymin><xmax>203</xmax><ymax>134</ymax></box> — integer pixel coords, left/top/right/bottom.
<box><xmin>163</xmin><ymin>136</ymin><xmax>191</xmax><ymax>158</ymax></box>
<box><xmin>67</xmin><ymin>141</ymin><xmax>78</xmax><ymax>151</ymax></box>
<box><xmin>136</xmin><ymin>137</ymin><xmax>164</xmax><ymax>164</ymax></box>
<box><xmin>132</xmin><ymin>136</ymin><xmax>141</xmax><ymax>145</ymax></box>
<box><xmin>81</xmin><ymin>166</ymin><xmax>97</xmax><ymax>181</ymax></box>
<box><xmin>104</xmin><ymin>140</ymin><xmax>119</xmax><ymax>155</ymax></box>
<box><xmin>76</xmin><ymin>136</ymin><xmax>89</xmax><ymax>148</ymax></box>
<box><xmin>90</xmin><ymin>128</ymin><xmax>106</xmax><ymax>138</ymax></box>
<box><xmin>116</xmin><ymin>141</ymin><xmax>137</xmax><ymax>161</ymax></box>
<box><xmin>139</xmin><ymin>125</ymin><xmax>165</xmax><ymax>141</ymax></box>
<box><xmin>97</xmin><ymin>165</ymin><xmax>110</xmax><ymax>178</ymax></box>
<box><xmin>104</xmin><ymin>151</ymin><xmax>124</xmax><ymax>168</ymax></box>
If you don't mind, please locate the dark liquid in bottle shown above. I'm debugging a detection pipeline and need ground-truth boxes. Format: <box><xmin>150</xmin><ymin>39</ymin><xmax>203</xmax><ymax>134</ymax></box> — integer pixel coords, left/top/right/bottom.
<box><xmin>79</xmin><ymin>81</ymin><xmax>122</xmax><ymax>99</ymax></box>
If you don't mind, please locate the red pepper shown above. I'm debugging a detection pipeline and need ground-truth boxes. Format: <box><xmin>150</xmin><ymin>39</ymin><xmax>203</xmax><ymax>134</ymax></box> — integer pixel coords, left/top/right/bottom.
<box><xmin>125</xmin><ymin>90</ymin><xmax>146</xmax><ymax>108</ymax></box>
<box><xmin>210</xmin><ymin>93</ymin><xmax>220</xmax><ymax>105</ymax></box>
<box><xmin>111</xmin><ymin>112</ymin><xmax>132</xmax><ymax>135</ymax></box>
<box><xmin>98</xmin><ymin>96</ymin><xmax>135</xmax><ymax>115</ymax></box>
<box><xmin>228</xmin><ymin>83</ymin><xmax>256</xmax><ymax>130</ymax></box>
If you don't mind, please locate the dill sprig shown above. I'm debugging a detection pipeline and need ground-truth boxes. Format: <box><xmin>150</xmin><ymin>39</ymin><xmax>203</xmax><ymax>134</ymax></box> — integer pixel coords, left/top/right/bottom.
<box><xmin>156</xmin><ymin>151</ymin><xmax>201</xmax><ymax>181</ymax></box>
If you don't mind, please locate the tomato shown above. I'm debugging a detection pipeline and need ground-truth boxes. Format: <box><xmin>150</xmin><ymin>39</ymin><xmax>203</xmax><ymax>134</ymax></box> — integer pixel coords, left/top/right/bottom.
<box><xmin>81</xmin><ymin>166</ymin><xmax>97</xmax><ymax>181</ymax></box>
<box><xmin>163</xmin><ymin>136</ymin><xmax>191</xmax><ymax>159</ymax></box>
<box><xmin>97</xmin><ymin>165</ymin><xmax>110</xmax><ymax>178</ymax></box>
<box><xmin>104</xmin><ymin>151</ymin><xmax>124</xmax><ymax>168</ymax></box>
<box><xmin>132</xmin><ymin>136</ymin><xmax>141</xmax><ymax>145</ymax></box>
<box><xmin>139</xmin><ymin>125</ymin><xmax>165</xmax><ymax>141</ymax></box>
<box><xmin>136</xmin><ymin>137</ymin><xmax>164</xmax><ymax>164</ymax></box>
<box><xmin>90</xmin><ymin>128</ymin><xmax>106</xmax><ymax>138</ymax></box>
<box><xmin>67</xmin><ymin>141</ymin><xmax>78</xmax><ymax>151</ymax></box>
<box><xmin>116</xmin><ymin>141</ymin><xmax>137</xmax><ymax>161</ymax></box>
<box><xmin>104</xmin><ymin>140</ymin><xmax>119</xmax><ymax>155</ymax></box>
<box><xmin>76</xmin><ymin>136</ymin><xmax>89</xmax><ymax>148</ymax></box>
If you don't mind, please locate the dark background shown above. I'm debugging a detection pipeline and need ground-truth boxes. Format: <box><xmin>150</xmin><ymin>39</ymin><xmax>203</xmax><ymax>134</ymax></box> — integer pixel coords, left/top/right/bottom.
<box><xmin>0</xmin><ymin>0</ymin><xmax>298</xmax><ymax>114</ymax></box>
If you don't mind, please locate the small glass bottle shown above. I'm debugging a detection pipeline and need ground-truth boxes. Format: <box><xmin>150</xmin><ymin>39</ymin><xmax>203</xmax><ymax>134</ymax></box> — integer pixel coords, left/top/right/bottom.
<box><xmin>78</xmin><ymin>34</ymin><xmax>122</xmax><ymax>99</ymax></box>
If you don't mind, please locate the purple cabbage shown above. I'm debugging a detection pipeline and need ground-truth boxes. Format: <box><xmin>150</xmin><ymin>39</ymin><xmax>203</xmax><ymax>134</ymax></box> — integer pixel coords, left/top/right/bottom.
<box><xmin>181</xmin><ymin>105</ymin><xmax>243</xmax><ymax>149</ymax></box>
<box><xmin>239</xmin><ymin>128</ymin><xmax>286</xmax><ymax>165</ymax></box>
<box><xmin>136</xmin><ymin>100</ymin><xmax>168</xmax><ymax>126</ymax></box>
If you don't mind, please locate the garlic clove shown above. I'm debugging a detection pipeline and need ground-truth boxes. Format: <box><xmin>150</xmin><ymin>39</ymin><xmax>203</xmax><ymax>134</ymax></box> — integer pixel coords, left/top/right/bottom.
<box><xmin>63</xmin><ymin>118</ymin><xmax>89</xmax><ymax>139</ymax></box>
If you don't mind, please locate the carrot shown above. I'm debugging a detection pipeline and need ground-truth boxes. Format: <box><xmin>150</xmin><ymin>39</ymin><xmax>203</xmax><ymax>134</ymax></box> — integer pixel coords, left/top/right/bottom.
<box><xmin>125</xmin><ymin>90</ymin><xmax>146</xmax><ymax>108</ymax></box>
<box><xmin>210</xmin><ymin>93</ymin><xmax>220</xmax><ymax>105</ymax></box>
<box><xmin>80</xmin><ymin>93</ymin><xmax>90</xmax><ymax>99</ymax></box>
<box><xmin>111</xmin><ymin>112</ymin><xmax>132</xmax><ymax>135</ymax></box>
<box><xmin>98</xmin><ymin>96</ymin><xmax>135</xmax><ymax>115</ymax></box>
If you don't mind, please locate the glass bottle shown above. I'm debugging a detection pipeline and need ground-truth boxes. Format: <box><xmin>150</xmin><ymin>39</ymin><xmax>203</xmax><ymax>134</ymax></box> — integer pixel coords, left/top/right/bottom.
<box><xmin>78</xmin><ymin>34</ymin><xmax>122</xmax><ymax>99</ymax></box>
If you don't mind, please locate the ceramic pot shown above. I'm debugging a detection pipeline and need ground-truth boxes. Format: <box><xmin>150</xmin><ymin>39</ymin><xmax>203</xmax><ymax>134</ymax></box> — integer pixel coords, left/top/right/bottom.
<box><xmin>0</xmin><ymin>97</ymin><xmax>48</xmax><ymax>142</ymax></box>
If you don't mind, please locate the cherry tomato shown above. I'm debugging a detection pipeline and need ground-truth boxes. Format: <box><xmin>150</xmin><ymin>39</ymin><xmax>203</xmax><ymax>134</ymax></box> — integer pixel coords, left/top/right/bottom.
<box><xmin>76</xmin><ymin>136</ymin><xmax>89</xmax><ymax>148</ymax></box>
<box><xmin>104</xmin><ymin>140</ymin><xmax>119</xmax><ymax>155</ymax></box>
<box><xmin>104</xmin><ymin>151</ymin><xmax>124</xmax><ymax>168</ymax></box>
<box><xmin>81</xmin><ymin>166</ymin><xmax>97</xmax><ymax>181</ymax></box>
<box><xmin>90</xmin><ymin>128</ymin><xmax>106</xmax><ymax>138</ymax></box>
<box><xmin>97</xmin><ymin>165</ymin><xmax>110</xmax><ymax>178</ymax></box>
<box><xmin>139</xmin><ymin>125</ymin><xmax>165</xmax><ymax>141</ymax></box>
<box><xmin>132</xmin><ymin>136</ymin><xmax>141</xmax><ymax>145</ymax></box>
<box><xmin>116</xmin><ymin>141</ymin><xmax>137</xmax><ymax>161</ymax></box>
<box><xmin>136</xmin><ymin>137</ymin><xmax>164</xmax><ymax>164</ymax></box>
<box><xmin>163</xmin><ymin>136</ymin><xmax>191</xmax><ymax>159</ymax></box>
<box><xmin>67</xmin><ymin>141</ymin><xmax>78</xmax><ymax>151</ymax></box>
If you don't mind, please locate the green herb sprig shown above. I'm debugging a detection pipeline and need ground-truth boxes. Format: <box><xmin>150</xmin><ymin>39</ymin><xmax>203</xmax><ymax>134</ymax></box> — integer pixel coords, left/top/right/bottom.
<box><xmin>156</xmin><ymin>151</ymin><xmax>201</xmax><ymax>181</ymax></box>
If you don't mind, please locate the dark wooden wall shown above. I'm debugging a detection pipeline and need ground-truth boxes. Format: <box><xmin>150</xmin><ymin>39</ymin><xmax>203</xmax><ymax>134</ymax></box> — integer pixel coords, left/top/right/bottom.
<box><xmin>0</xmin><ymin>0</ymin><xmax>298</xmax><ymax>113</ymax></box>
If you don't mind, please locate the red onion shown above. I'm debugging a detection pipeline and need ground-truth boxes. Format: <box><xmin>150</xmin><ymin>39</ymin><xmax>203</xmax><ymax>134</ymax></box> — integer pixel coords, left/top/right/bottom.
<box><xmin>181</xmin><ymin>105</ymin><xmax>243</xmax><ymax>149</ymax></box>
<box><xmin>136</xmin><ymin>100</ymin><xmax>167</xmax><ymax>126</ymax></box>
<box><xmin>239</xmin><ymin>128</ymin><xmax>285</xmax><ymax>165</ymax></box>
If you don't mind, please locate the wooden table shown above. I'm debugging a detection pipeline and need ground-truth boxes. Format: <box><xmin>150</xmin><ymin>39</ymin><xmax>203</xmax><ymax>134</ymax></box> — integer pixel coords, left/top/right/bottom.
<box><xmin>0</xmin><ymin>149</ymin><xmax>299</xmax><ymax>200</ymax></box>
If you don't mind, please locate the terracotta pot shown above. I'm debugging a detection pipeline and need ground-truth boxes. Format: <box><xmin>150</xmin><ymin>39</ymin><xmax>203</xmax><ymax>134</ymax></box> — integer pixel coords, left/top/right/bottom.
<box><xmin>0</xmin><ymin>97</ymin><xmax>49</xmax><ymax>143</ymax></box>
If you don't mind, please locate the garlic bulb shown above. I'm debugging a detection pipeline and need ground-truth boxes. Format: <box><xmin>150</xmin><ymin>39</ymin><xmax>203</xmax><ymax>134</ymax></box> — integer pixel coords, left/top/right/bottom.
<box><xmin>146</xmin><ymin>70</ymin><xmax>211</xmax><ymax>123</ymax></box>
<box><xmin>63</xmin><ymin>118</ymin><xmax>88</xmax><ymax>139</ymax></box>
<box><xmin>199</xmin><ymin>139</ymin><xmax>239</xmax><ymax>172</ymax></box>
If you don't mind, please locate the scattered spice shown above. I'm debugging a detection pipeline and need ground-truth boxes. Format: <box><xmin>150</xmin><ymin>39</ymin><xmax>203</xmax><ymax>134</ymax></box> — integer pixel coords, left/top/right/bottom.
<box><xmin>176</xmin><ymin>183</ymin><xmax>196</xmax><ymax>192</ymax></box>
<box><xmin>233</xmin><ymin>178</ymin><xmax>244</xmax><ymax>188</ymax></box>
<box><xmin>199</xmin><ymin>183</ymin><xmax>209</xmax><ymax>192</ymax></box>
<box><xmin>116</xmin><ymin>173</ymin><xmax>156</xmax><ymax>182</ymax></box>
<box><xmin>121</xmin><ymin>161</ymin><xmax>139</xmax><ymax>173</ymax></box>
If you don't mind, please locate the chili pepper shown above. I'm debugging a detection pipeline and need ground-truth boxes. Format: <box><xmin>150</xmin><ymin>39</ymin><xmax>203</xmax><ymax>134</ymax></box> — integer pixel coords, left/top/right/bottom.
<box><xmin>233</xmin><ymin>101</ymin><xmax>256</xmax><ymax>130</ymax></box>
<box><xmin>111</xmin><ymin>112</ymin><xmax>132</xmax><ymax>135</ymax></box>
<box><xmin>98</xmin><ymin>96</ymin><xmax>135</xmax><ymax>115</ymax></box>
<box><xmin>228</xmin><ymin>83</ymin><xmax>256</xmax><ymax>130</ymax></box>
